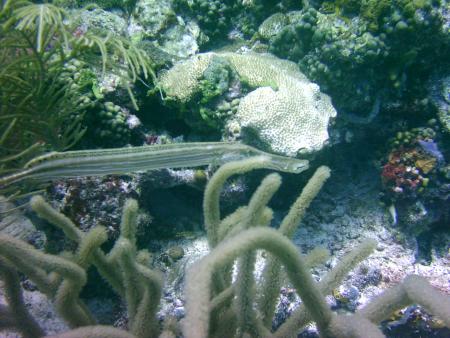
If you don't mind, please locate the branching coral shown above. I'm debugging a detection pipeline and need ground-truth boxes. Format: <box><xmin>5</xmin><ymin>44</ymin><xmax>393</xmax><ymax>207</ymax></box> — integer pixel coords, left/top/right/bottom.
<box><xmin>0</xmin><ymin>157</ymin><xmax>449</xmax><ymax>337</ymax></box>
<box><xmin>0</xmin><ymin>196</ymin><xmax>163</xmax><ymax>338</ymax></box>
<box><xmin>185</xmin><ymin>158</ymin><xmax>450</xmax><ymax>338</ymax></box>
<box><xmin>0</xmin><ymin>257</ymin><xmax>44</xmax><ymax>338</ymax></box>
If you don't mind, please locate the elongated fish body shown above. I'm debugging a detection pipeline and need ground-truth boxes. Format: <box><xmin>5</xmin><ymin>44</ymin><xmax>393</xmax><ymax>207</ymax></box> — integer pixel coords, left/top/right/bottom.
<box><xmin>0</xmin><ymin>142</ymin><xmax>309</xmax><ymax>188</ymax></box>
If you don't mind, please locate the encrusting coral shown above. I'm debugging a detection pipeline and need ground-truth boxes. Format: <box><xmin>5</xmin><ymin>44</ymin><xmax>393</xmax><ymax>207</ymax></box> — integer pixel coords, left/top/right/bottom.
<box><xmin>0</xmin><ymin>158</ymin><xmax>449</xmax><ymax>338</ymax></box>
<box><xmin>158</xmin><ymin>51</ymin><xmax>337</xmax><ymax>156</ymax></box>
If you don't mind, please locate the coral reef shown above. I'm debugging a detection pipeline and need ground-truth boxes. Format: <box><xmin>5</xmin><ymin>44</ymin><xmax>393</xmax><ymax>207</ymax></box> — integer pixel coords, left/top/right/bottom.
<box><xmin>158</xmin><ymin>53</ymin><xmax>215</xmax><ymax>103</ymax></box>
<box><xmin>381</xmin><ymin>127</ymin><xmax>442</xmax><ymax>201</ymax></box>
<box><xmin>0</xmin><ymin>1</ymin><xmax>154</xmax><ymax>170</ymax></box>
<box><xmin>130</xmin><ymin>0</ymin><xmax>201</xmax><ymax>58</ymax></box>
<box><xmin>132</xmin><ymin>0</ymin><xmax>175</xmax><ymax>39</ymax></box>
<box><xmin>1</xmin><ymin>196</ymin><xmax>164</xmax><ymax>338</ymax></box>
<box><xmin>57</xmin><ymin>60</ymin><xmax>143</xmax><ymax>148</ymax></box>
<box><xmin>54</xmin><ymin>0</ymin><xmax>137</xmax><ymax>13</ymax></box>
<box><xmin>89</xmin><ymin>102</ymin><xmax>135</xmax><ymax>147</ymax></box>
<box><xmin>171</xmin><ymin>0</ymin><xmax>300</xmax><ymax>47</ymax></box>
<box><xmin>0</xmin><ymin>0</ymin><xmax>449</xmax><ymax>337</ymax></box>
<box><xmin>428</xmin><ymin>73</ymin><xmax>450</xmax><ymax>133</ymax></box>
<box><xmin>257</xmin><ymin>12</ymin><xmax>289</xmax><ymax>40</ymax></box>
<box><xmin>158</xmin><ymin>52</ymin><xmax>337</xmax><ymax>156</ymax></box>
<box><xmin>1</xmin><ymin>157</ymin><xmax>450</xmax><ymax>337</ymax></box>
<box><xmin>69</xmin><ymin>6</ymin><xmax>128</xmax><ymax>36</ymax></box>
<box><xmin>172</xmin><ymin>0</ymin><xmax>238</xmax><ymax>42</ymax></box>
<box><xmin>379</xmin><ymin>124</ymin><xmax>449</xmax><ymax>236</ymax></box>
<box><xmin>265</xmin><ymin>1</ymin><xmax>449</xmax><ymax>116</ymax></box>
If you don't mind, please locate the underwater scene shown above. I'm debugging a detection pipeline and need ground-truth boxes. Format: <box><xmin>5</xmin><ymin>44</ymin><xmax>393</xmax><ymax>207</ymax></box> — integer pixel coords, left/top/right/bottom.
<box><xmin>0</xmin><ymin>0</ymin><xmax>449</xmax><ymax>337</ymax></box>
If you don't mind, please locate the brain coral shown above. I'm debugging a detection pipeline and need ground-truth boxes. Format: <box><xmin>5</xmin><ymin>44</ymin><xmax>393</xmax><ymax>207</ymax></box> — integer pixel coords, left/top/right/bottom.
<box><xmin>158</xmin><ymin>52</ymin><xmax>337</xmax><ymax>156</ymax></box>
